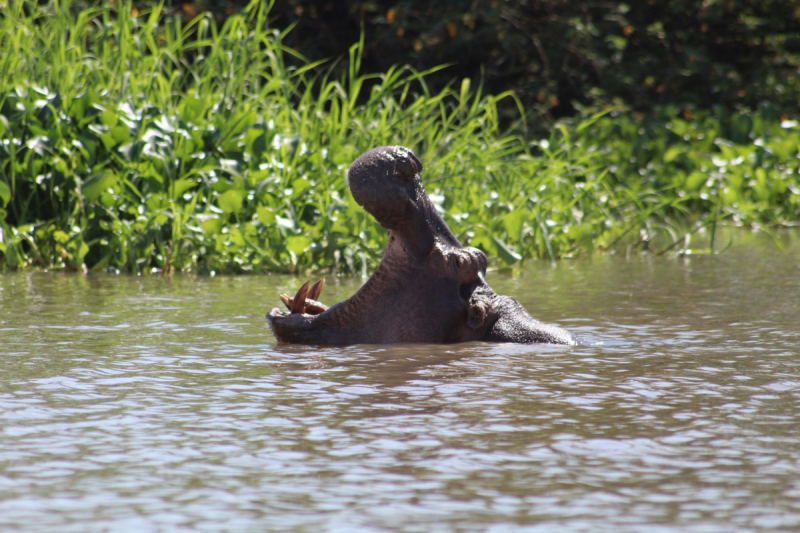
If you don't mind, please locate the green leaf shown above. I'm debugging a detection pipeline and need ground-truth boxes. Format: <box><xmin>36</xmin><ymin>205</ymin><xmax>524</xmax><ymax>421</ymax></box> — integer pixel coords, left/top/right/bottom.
<box><xmin>663</xmin><ymin>145</ymin><xmax>683</xmax><ymax>163</ymax></box>
<box><xmin>202</xmin><ymin>217</ymin><xmax>225</xmax><ymax>235</ymax></box>
<box><xmin>5</xmin><ymin>244</ymin><xmax>18</xmax><ymax>268</ymax></box>
<box><xmin>286</xmin><ymin>235</ymin><xmax>311</xmax><ymax>254</ymax></box>
<box><xmin>256</xmin><ymin>206</ymin><xmax>276</xmax><ymax>225</ymax></box>
<box><xmin>244</xmin><ymin>129</ymin><xmax>268</xmax><ymax>157</ymax></box>
<box><xmin>290</xmin><ymin>178</ymin><xmax>312</xmax><ymax>199</ymax></box>
<box><xmin>0</xmin><ymin>114</ymin><xmax>8</xmax><ymax>138</ymax></box>
<box><xmin>110</xmin><ymin>125</ymin><xmax>131</xmax><ymax>145</ymax></box>
<box><xmin>170</xmin><ymin>179</ymin><xmax>197</xmax><ymax>199</ymax></box>
<box><xmin>503</xmin><ymin>209</ymin><xmax>526</xmax><ymax>242</ymax></box>
<box><xmin>218</xmin><ymin>189</ymin><xmax>244</xmax><ymax>214</ymax></box>
<box><xmin>180</xmin><ymin>95</ymin><xmax>207</xmax><ymax>122</ymax></box>
<box><xmin>53</xmin><ymin>230</ymin><xmax>70</xmax><ymax>243</ymax></box>
<box><xmin>685</xmin><ymin>171</ymin><xmax>706</xmax><ymax>192</ymax></box>
<box><xmin>0</xmin><ymin>180</ymin><xmax>10</xmax><ymax>207</ymax></box>
<box><xmin>81</xmin><ymin>170</ymin><xmax>118</xmax><ymax>201</ymax></box>
<box><xmin>493</xmin><ymin>236</ymin><xmax>522</xmax><ymax>264</ymax></box>
<box><xmin>70</xmin><ymin>90</ymin><xmax>95</xmax><ymax>121</ymax></box>
<box><xmin>100</xmin><ymin>108</ymin><xmax>118</xmax><ymax>127</ymax></box>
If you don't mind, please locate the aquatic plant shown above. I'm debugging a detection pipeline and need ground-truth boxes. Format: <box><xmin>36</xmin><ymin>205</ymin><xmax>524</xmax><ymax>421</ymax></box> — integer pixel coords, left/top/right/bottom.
<box><xmin>1</xmin><ymin>1</ymin><xmax>798</xmax><ymax>273</ymax></box>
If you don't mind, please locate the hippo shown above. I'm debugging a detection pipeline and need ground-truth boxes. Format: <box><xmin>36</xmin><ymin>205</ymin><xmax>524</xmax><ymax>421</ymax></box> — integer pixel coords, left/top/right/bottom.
<box><xmin>266</xmin><ymin>146</ymin><xmax>579</xmax><ymax>345</ymax></box>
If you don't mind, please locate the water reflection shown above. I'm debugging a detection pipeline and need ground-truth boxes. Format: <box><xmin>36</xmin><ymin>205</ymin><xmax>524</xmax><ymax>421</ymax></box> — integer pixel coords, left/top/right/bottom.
<box><xmin>0</xmin><ymin>231</ymin><xmax>799</xmax><ymax>532</ymax></box>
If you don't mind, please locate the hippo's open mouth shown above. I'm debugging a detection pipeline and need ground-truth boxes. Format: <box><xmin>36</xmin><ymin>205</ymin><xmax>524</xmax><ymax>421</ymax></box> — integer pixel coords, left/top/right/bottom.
<box><xmin>266</xmin><ymin>146</ymin><xmax>578</xmax><ymax>346</ymax></box>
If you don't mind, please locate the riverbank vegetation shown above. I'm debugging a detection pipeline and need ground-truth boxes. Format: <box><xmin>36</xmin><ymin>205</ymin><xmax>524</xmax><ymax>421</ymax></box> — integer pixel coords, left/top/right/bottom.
<box><xmin>1</xmin><ymin>1</ymin><xmax>798</xmax><ymax>273</ymax></box>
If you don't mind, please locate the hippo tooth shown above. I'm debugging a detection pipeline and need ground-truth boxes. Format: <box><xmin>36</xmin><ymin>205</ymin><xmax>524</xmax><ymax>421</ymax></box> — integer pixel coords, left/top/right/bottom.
<box><xmin>307</xmin><ymin>278</ymin><xmax>325</xmax><ymax>302</ymax></box>
<box><xmin>290</xmin><ymin>281</ymin><xmax>310</xmax><ymax>314</ymax></box>
<box><xmin>280</xmin><ymin>294</ymin><xmax>292</xmax><ymax>310</ymax></box>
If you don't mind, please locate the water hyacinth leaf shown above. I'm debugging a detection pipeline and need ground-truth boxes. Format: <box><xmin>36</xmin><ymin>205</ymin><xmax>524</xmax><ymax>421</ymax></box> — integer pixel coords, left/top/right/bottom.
<box><xmin>256</xmin><ymin>206</ymin><xmax>276</xmax><ymax>225</ymax></box>
<box><xmin>493</xmin><ymin>236</ymin><xmax>522</xmax><ymax>264</ymax></box>
<box><xmin>170</xmin><ymin>179</ymin><xmax>197</xmax><ymax>199</ymax></box>
<box><xmin>228</xmin><ymin>227</ymin><xmax>246</xmax><ymax>247</ymax></box>
<box><xmin>81</xmin><ymin>170</ymin><xmax>118</xmax><ymax>202</ymax></box>
<box><xmin>685</xmin><ymin>171</ymin><xmax>706</xmax><ymax>192</ymax></box>
<box><xmin>286</xmin><ymin>235</ymin><xmax>312</xmax><ymax>254</ymax></box>
<box><xmin>110</xmin><ymin>125</ymin><xmax>130</xmax><ymax>145</ymax></box>
<box><xmin>503</xmin><ymin>209</ymin><xmax>526</xmax><ymax>242</ymax></box>
<box><xmin>244</xmin><ymin>129</ymin><xmax>267</xmax><ymax>157</ymax></box>
<box><xmin>53</xmin><ymin>230</ymin><xmax>70</xmax><ymax>243</ymax></box>
<box><xmin>290</xmin><ymin>178</ymin><xmax>312</xmax><ymax>199</ymax></box>
<box><xmin>101</xmin><ymin>109</ymin><xmax>118</xmax><ymax>127</ymax></box>
<box><xmin>664</xmin><ymin>145</ymin><xmax>683</xmax><ymax>163</ymax></box>
<box><xmin>218</xmin><ymin>189</ymin><xmax>244</xmax><ymax>214</ymax></box>
<box><xmin>0</xmin><ymin>181</ymin><xmax>10</xmax><ymax>207</ymax></box>
<box><xmin>202</xmin><ymin>217</ymin><xmax>225</xmax><ymax>235</ymax></box>
<box><xmin>251</xmin><ymin>132</ymin><xmax>268</xmax><ymax>158</ymax></box>
<box><xmin>180</xmin><ymin>96</ymin><xmax>207</xmax><ymax>122</ymax></box>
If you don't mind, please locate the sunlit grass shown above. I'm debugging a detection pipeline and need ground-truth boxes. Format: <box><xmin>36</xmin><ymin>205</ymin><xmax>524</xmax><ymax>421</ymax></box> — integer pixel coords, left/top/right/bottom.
<box><xmin>1</xmin><ymin>0</ymin><xmax>798</xmax><ymax>273</ymax></box>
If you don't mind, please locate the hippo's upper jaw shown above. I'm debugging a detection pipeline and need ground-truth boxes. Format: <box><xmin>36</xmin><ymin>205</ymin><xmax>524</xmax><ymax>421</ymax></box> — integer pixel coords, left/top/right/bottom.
<box><xmin>266</xmin><ymin>146</ymin><xmax>579</xmax><ymax>346</ymax></box>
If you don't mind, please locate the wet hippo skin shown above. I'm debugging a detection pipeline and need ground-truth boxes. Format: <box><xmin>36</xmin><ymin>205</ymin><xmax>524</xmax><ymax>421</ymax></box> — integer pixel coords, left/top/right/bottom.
<box><xmin>267</xmin><ymin>146</ymin><xmax>579</xmax><ymax>345</ymax></box>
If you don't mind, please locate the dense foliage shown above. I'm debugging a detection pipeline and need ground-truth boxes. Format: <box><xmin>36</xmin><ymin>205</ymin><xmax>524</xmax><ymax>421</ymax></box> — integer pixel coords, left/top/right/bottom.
<box><xmin>188</xmin><ymin>0</ymin><xmax>800</xmax><ymax>118</ymax></box>
<box><xmin>1</xmin><ymin>1</ymin><xmax>798</xmax><ymax>273</ymax></box>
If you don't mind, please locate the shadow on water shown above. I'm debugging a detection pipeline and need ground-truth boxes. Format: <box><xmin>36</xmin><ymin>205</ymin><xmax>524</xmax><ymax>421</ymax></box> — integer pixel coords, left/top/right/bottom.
<box><xmin>0</xmin><ymin>229</ymin><xmax>799</xmax><ymax>532</ymax></box>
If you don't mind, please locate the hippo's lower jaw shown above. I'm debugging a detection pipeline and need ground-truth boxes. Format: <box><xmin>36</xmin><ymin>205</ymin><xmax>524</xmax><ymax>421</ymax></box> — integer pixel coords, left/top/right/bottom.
<box><xmin>266</xmin><ymin>146</ymin><xmax>580</xmax><ymax>346</ymax></box>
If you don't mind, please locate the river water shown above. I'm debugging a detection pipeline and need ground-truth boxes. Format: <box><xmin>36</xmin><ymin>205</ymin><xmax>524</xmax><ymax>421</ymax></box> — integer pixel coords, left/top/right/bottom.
<box><xmin>1</xmin><ymin>231</ymin><xmax>799</xmax><ymax>532</ymax></box>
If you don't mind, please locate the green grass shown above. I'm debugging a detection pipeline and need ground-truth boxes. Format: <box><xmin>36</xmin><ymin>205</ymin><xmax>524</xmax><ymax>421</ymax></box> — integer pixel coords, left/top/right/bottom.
<box><xmin>1</xmin><ymin>0</ymin><xmax>798</xmax><ymax>274</ymax></box>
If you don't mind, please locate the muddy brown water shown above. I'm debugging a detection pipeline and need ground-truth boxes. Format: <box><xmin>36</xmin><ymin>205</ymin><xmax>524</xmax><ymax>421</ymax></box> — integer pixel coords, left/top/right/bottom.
<box><xmin>1</xmin><ymin>231</ymin><xmax>799</xmax><ymax>532</ymax></box>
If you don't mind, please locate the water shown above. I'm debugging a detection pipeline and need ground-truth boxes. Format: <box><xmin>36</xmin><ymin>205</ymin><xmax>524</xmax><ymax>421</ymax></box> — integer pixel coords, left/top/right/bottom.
<box><xmin>1</xmin><ymin>231</ymin><xmax>799</xmax><ymax>532</ymax></box>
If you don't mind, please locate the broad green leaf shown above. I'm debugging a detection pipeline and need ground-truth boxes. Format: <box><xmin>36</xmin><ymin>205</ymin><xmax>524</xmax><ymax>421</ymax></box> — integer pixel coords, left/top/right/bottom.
<box><xmin>290</xmin><ymin>178</ymin><xmax>312</xmax><ymax>198</ymax></box>
<box><xmin>228</xmin><ymin>227</ymin><xmax>246</xmax><ymax>247</ymax></box>
<box><xmin>286</xmin><ymin>235</ymin><xmax>311</xmax><ymax>254</ymax></box>
<box><xmin>170</xmin><ymin>179</ymin><xmax>197</xmax><ymax>199</ymax></box>
<box><xmin>493</xmin><ymin>236</ymin><xmax>522</xmax><ymax>264</ymax></box>
<box><xmin>244</xmin><ymin>129</ymin><xmax>267</xmax><ymax>157</ymax></box>
<box><xmin>110</xmin><ymin>125</ymin><xmax>131</xmax><ymax>144</ymax></box>
<box><xmin>503</xmin><ymin>209</ymin><xmax>526</xmax><ymax>242</ymax></box>
<box><xmin>202</xmin><ymin>217</ymin><xmax>225</xmax><ymax>235</ymax></box>
<box><xmin>101</xmin><ymin>109</ymin><xmax>118</xmax><ymax>127</ymax></box>
<box><xmin>180</xmin><ymin>96</ymin><xmax>207</xmax><ymax>122</ymax></box>
<box><xmin>663</xmin><ymin>145</ymin><xmax>683</xmax><ymax>163</ymax></box>
<box><xmin>685</xmin><ymin>171</ymin><xmax>706</xmax><ymax>192</ymax></box>
<box><xmin>82</xmin><ymin>170</ymin><xmax>118</xmax><ymax>201</ymax></box>
<box><xmin>74</xmin><ymin>240</ymin><xmax>89</xmax><ymax>262</ymax></box>
<box><xmin>218</xmin><ymin>190</ymin><xmax>244</xmax><ymax>214</ymax></box>
<box><xmin>257</xmin><ymin>206</ymin><xmax>276</xmax><ymax>225</ymax></box>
